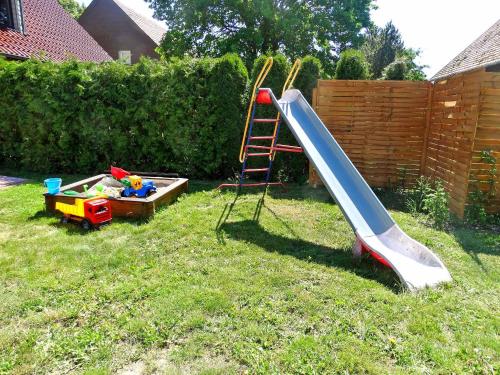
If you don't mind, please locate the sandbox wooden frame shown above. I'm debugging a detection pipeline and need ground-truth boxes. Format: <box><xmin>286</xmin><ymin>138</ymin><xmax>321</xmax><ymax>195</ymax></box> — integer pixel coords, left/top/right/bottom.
<box><xmin>45</xmin><ymin>174</ymin><xmax>188</xmax><ymax>218</ymax></box>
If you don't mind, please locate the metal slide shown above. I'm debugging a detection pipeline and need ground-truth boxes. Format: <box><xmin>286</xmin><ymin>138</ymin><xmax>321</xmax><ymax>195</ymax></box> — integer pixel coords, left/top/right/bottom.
<box><xmin>270</xmin><ymin>89</ymin><xmax>452</xmax><ymax>291</ymax></box>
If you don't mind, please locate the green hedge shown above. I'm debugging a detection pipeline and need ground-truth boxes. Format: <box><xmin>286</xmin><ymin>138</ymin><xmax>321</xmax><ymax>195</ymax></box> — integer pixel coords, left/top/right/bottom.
<box><xmin>335</xmin><ymin>49</ymin><xmax>370</xmax><ymax>80</ymax></box>
<box><xmin>0</xmin><ymin>53</ymin><xmax>321</xmax><ymax>180</ymax></box>
<box><xmin>0</xmin><ymin>55</ymin><xmax>248</xmax><ymax>177</ymax></box>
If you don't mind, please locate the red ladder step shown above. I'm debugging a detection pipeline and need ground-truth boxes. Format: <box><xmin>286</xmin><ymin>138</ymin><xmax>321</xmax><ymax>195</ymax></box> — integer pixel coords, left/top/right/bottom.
<box><xmin>276</xmin><ymin>144</ymin><xmax>302</xmax><ymax>150</ymax></box>
<box><xmin>247</xmin><ymin>153</ymin><xmax>272</xmax><ymax>157</ymax></box>
<box><xmin>249</xmin><ymin>136</ymin><xmax>275</xmax><ymax>140</ymax></box>
<box><xmin>274</xmin><ymin>144</ymin><xmax>303</xmax><ymax>153</ymax></box>
<box><xmin>245</xmin><ymin>145</ymin><xmax>271</xmax><ymax>150</ymax></box>
<box><xmin>243</xmin><ymin>168</ymin><xmax>270</xmax><ymax>173</ymax></box>
<box><xmin>253</xmin><ymin>119</ymin><xmax>279</xmax><ymax>123</ymax></box>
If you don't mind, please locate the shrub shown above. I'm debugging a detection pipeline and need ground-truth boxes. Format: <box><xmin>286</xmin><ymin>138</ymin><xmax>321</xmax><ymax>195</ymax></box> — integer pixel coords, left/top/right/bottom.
<box><xmin>404</xmin><ymin>176</ymin><xmax>432</xmax><ymax>213</ymax></box>
<box><xmin>402</xmin><ymin>176</ymin><xmax>450</xmax><ymax>228</ymax></box>
<box><xmin>465</xmin><ymin>190</ymin><xmax>489</xmax><ymax>225</ymax></box>
<box><xmin>0</xmin><ymin>55</ymin><xmax>248</xmax><ymax>178</ymax></box>
<box><xmin>423</xmin><ymin>180</ymin><xmax>450</xmax><ymax>229</ymax></box>
<box><xmin>251</xmin><ymin>53</ymin><xmax>290</xmax><ymax>95</ymax></box>
<box><xmin>0</xmin><ymin>52</ymin><xmax>320</xmax><ymax>181</ymax></box>
<box><xmin>382</xmin><ymin>50</ymin><xmax>427</xmax><ymax>81</ymax></box>
<box><xmin>382</xmin><ymin>58</ymin><xmax>407</xmax><ymax>80</ymax></box>
<box><xmin>335</xmin><ymin>49</ymin><xmax>370</xmax><ymax>80</ymax></box>
<box><xmin>294</xmin><ymin>56</ymin><xmax>322</xmax><ymax>103</ymax></box>
<box><xmin>465</xmin><ymin>150</ymin><xmax>498</xmax><ymax>225</ymax></box>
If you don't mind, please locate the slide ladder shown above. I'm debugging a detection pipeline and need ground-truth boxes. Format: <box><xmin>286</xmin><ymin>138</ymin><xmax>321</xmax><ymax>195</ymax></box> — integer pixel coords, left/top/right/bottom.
<box><xmin>218</xmin><ymin>59</ymin><xmax>303</xmax><ymax>189</ymax></box>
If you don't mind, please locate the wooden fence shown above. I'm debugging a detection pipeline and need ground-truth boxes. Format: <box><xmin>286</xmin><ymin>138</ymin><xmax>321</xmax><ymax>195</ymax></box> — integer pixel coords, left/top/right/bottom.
<box><xmin>310</xmin><ymin>71</ymin><xmax>500</xmax><ymax>217</ymax></box>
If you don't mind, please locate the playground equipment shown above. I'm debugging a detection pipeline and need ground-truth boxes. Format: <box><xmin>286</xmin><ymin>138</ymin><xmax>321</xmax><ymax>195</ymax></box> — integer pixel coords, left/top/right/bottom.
<box><xmin>218</xmin><ymin>57</ymin><xmax>303</xmax><ymax>189</ymax></box>
<box><xmin>55</xmin><ymin>197</ymin><xmax>112</xmax><ymax>230</ymax></box>
<box><xmin>258</xmin><ymin>87</ymin><xmax>451</xmax><ymax>290</ymax></box>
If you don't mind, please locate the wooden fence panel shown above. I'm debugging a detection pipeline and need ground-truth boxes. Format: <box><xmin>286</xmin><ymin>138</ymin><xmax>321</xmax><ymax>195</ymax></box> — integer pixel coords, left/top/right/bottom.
<box><xmin>309</xmin><ymin>72</ymin><xmax>500</xmax><ymax>217</ymax></box>
<box><xmin>422</xmin><ymin>71</ymin><xmax>483</xmax><ymax>217</ymax></box>
<box><xmin>468</xmin><ymin>75</ymin><xmax>500</xmax><ymax>213</ymax></box>
<box><xmin>310</xmin><ymin>80</ymin><xmax>431</xmax><ymax>188</ymax></box>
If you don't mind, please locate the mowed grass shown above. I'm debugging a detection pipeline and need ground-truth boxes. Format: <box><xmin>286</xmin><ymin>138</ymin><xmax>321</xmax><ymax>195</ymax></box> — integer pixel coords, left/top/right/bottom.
<box><xmin>0</xmin><ymin>176</ymin><xmax>498</xmax><ymax>374</ymax></box>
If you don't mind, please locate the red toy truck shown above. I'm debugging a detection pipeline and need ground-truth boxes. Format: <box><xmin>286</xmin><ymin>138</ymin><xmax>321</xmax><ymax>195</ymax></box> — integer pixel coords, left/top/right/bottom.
<box><xmin>56</xmin><ymin>197</ymin><xmax>112</xmax><ymax>230</ymax></box>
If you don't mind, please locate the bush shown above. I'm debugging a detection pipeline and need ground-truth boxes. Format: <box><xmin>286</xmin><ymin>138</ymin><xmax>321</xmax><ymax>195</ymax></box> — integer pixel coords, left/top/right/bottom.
<box><xmin>382</xmin><ymin>50</ymin><xmax>427</xmax><ymax>81</ymax></box>
<box><xmin>422</xmin><ymin>180</ymin><xmax>450</xmax><ymax>229</ymax></box>
<box><xmin>404</xmin><ymin>176</ymin><xmax>432</xmax><ymax>213</ymax></box>
<box><xmin>294</xmin><ymin>56</ymin><xmax>322</xmax><ymax>103</ymax></box>
<box><xmin>0</xmin><ymin>55</ymin><xmax>248</xmax><ymax>178</ymax></box>
<box><xmin>465</xmin><ymin>150</ymin><xmax>498</xmax><ymax>226</ymax></box>
<box><xmin>0</xmin><ymin>52</ymin><xmax>320</xmax><ymax>181</ymax></box>
<box><xmin>335</xmin><ymin>49</ymin><xmax>370</xmax><ymax>80</ymax></box>
<box><xmin>251</xmin><ymin>54</ymin><xmax>290</xmax><ymax>96</ymax></box>
<box><xmin>402</xmin><ymin>176</ymin><xmax>450</xmax><ymax>228</ymax></box>
<box><xmin>382</xmin><ymin>58</ymin><xmax>407</xmax><ymax>80</ymax></box>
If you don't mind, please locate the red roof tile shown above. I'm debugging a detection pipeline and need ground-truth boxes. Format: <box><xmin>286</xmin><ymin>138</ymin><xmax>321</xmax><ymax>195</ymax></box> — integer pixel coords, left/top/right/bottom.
<box><xmin>0</xmin><ymin>0</ymin><xmax>112</xmax><ymax>62</ymax></box>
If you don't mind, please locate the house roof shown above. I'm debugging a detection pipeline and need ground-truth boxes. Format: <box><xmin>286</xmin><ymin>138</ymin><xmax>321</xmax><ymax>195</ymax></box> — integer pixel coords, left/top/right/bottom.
<box><xmin>0</xmin><ymin>0</ymin><xmax>112</xmax><ymax>62</ymax></box>
<box><xmin>113</xmin><ymin>0</ymin><xmax>167</xmax><ymax>45</ymax></box>
<box><xmin>432</xmin><ymin>18</ymin><xmax>500</xmax><ymax>81</ymax></box>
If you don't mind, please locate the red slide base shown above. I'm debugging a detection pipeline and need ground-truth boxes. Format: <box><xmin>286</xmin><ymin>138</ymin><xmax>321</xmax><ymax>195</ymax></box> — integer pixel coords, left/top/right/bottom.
<box><xmin>361</xmin><ymin>246</ymin><xmax>392</xmax><ymax>268</ymax></box>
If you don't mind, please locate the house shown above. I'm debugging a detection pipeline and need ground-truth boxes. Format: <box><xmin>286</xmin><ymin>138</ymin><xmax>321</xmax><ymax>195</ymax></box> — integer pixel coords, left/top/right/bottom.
<box><xmin>431</xmin><ymin>19</ymin><xmax>500</xmax><ymax>81</ymax></box>
<box><xmin>0</xmin><ymin>0</ymin><xmax>111</xmax><ymax>62</ymax></box>
<box><xmin>78</xmin><ymin>0</ymin><xmax>167</xmax><ymax>64</ymax></box>
<box><xmin>424</xmin><ymin>19</ymin><xmax>500</xmax><ymax>215</ymax></box>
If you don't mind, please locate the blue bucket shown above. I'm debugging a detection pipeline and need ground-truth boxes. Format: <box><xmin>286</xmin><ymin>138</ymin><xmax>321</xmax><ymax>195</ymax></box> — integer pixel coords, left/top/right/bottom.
<box><xmin>44</xmin><ymin>178</ymin><xmax>62</xmax><ymax>195</ymax></box>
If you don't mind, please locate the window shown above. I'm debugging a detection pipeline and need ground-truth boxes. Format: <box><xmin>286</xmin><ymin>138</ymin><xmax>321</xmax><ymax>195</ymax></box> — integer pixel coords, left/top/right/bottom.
<box><xmin>118</xmin><ymin>50</ymin><xmax>132</xmax><ymax>65</ymax></box>
<box><xmin>0</xmin><ymin>0</ymin><xmax>13</xmax><ymax>29</ymax></box>
<box><xmin>486</xmin><ymin>62</ymin><xmax>500</xmax><ymax>73</ymax></box>
<box><xmin>0</xmin><ymin>0</ymin><xmax>24</xmax><ymax>33</ymax></box>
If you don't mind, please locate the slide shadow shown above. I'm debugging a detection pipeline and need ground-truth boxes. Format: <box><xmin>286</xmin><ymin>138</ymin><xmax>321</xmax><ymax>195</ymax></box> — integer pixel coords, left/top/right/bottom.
<box><xmin>451</xmin><ymin>226</ymin><xmax>499</xmax><ymax>271</ymax></box>
<box><xmin>219</xmin><ymin>219</ymin><xmax>402</xmax><ymax>292</ymax></box>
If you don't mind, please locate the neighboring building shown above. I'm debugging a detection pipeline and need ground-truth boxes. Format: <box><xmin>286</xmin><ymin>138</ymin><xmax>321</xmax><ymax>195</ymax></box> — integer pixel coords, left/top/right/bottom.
<box><xmin>0</xmin><ymin>0</ymin><xmax>111</xmax><ymax>62</ymax></box>
<box><xmin>79</xmin><ymin>0</ymin><xmax>167</xmax><ymax>64</ymax></box>
<box><xmin>425</xmin><ymin>18</ymin><xmax>500</xmax><ymax>216</ymax></box>
<box><xmin>431</xmin><ymin>19</ymin><xmax>500</xmax><ymax>81</ymax></box>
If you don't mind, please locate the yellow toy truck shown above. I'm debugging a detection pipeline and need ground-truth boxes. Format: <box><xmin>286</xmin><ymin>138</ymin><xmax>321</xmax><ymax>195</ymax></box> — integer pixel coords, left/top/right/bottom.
<box><xmin>55</xmin><ymin>197</ymin><xmax>112</xmax><ymax>230</ymax></box>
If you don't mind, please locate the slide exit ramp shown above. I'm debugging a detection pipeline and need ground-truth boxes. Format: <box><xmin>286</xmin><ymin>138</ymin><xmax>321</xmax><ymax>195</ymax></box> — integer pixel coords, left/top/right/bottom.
<box><xmin>269</xmin><ymin>89</ymin><xmax>451</xmax><ymax>291</ymax></box>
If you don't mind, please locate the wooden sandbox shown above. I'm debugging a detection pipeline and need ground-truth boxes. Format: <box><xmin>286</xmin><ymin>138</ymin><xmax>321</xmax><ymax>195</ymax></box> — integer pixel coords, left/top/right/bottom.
<box><xmin>44</xmin><ymin>174</ymin><xmax>188</xmax><ymax>218</ymax></box>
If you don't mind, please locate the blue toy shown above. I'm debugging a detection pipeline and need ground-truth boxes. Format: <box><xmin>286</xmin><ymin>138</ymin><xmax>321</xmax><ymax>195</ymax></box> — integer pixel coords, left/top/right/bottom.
<box><xmin>121</xmin><ymin>180</ymin><xmax>157</xmax><ymax>198</ymax></box>
<box><xmin>44</xmin><ymin>178</ymin><xmax>62</xmax><ymax>195</ymax></box>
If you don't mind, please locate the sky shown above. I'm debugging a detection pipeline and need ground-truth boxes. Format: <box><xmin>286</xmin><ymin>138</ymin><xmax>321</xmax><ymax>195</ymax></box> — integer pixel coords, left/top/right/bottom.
<box><xmin>81</xmin><ymin>0</ymin><xmax>500</xmax><ymax>78</ymax></box>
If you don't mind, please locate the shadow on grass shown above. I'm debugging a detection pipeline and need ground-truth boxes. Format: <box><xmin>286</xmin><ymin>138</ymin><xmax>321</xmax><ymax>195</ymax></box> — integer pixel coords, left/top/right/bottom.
<box><xmin>219</xmin><ymin>219</ymin><xmax>401</xmax><ymax>292</ymax></box>
<box><xmin>451</xmin><ymin>226</ymin><xmax>499</xmax><ymax>271</ymax></box>
<box><xmin>215</xmin><ymin>192</ymin><xmax>401</xmax><ymax>292</ymax></box>
<box><xmin>28</xmin><ymin>208</ymin><xmax>153</xmax><ymax>235</ymax></box>
<box><xmin>266</xmin><ymin>183</ymin><xmax>333</xmax><ymax>203</ymax></box>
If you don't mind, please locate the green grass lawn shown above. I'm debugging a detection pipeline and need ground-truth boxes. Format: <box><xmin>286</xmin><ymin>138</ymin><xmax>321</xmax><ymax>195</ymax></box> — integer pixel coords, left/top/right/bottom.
<box><xmin>0</xmin><ymin>175</ymin><xmax>498</xmax><ymax>374</ymax></box>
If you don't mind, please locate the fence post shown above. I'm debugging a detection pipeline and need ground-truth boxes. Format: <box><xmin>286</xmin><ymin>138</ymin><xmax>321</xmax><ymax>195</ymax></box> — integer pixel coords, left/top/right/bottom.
<box><xmin>419</xmin><ymin>81</ymin><xmax>434</xmax><ymax>176</ymax></box>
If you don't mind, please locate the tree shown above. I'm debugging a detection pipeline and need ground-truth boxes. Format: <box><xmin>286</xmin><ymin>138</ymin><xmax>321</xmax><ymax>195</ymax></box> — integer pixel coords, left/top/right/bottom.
<box><xmin>147</xmin><ymin>0</ymin><xmax>373</xmax><ymax>76</ymax></box>
<box><xmin>362</xmin><ymin>21</ymin><xmax>404</xmax><ymax>79</ymax></box>
<box><xmin>382</xmin><ymin>49</ymin><xmax>426</xmax><ymax>81</ymax></box>
<box><xmin>382</xmin><ymin>58</ymin><xmax>406</xmax><ymax>80</ymax></box>
<box><xmin>58</xmin><ymin>0</ymin><xmax>85</xmax><ymax>19</ymax></box>
<box><xmin>335</xmin><ymin>49</ymin><xmax>369</xmax><ymax>80</ymax></box>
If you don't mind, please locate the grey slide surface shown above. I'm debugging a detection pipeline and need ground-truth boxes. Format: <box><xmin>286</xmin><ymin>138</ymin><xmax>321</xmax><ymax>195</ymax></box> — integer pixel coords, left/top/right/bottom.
<box><xmin>271</xmin><ymin>89</ymin><xmax>451</xmax><ymax>290</ymax></box>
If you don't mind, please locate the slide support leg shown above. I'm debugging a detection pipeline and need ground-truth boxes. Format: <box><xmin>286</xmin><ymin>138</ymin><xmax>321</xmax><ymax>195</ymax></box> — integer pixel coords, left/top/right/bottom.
<box><xmin>352</xmin><ymin>237</ymin><xmax>363</xmax><ymax>257</ymax></box>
